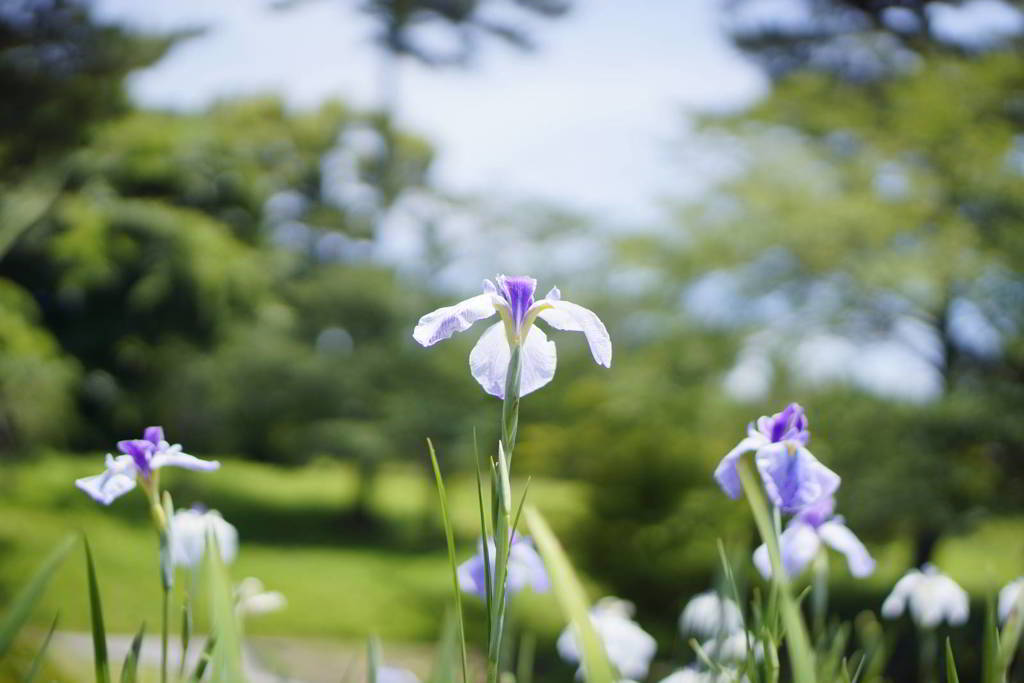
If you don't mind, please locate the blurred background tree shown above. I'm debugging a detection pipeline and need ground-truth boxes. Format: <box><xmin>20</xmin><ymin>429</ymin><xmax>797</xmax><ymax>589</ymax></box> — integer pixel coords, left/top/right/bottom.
<box><xmin>634</xmin><ymin>5</ymin><xmax>1024</xmax><ymax>566</ymax></box>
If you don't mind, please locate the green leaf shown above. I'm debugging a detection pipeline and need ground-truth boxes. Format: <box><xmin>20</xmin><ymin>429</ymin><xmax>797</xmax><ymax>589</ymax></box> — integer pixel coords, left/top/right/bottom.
<box><xmin>84</xmin><ymin>536</ymin><xmax>111</xmax><ymax>683</ymax></box>
<box><xmin>945</xmin><ymin>638</ymin><xmax>961</xmax><ymax>683</ymax></box>
<box><xmin>524</xmin><ymin>506</ymin><xmax>615</xmax><ymax>683</ymax></box>
<box><xmin>179</xmin><ymin>599</ymin><xmax>192</xmax><ymax>681</ymax></box>
<box><xmin>205</xmin><ymin>533</ymin><xmax>243</xmax><ymax>682</ymax></box>
<box><xmin>119</xmin><ymin>622</ymin><xmax>145</xmax><ymax>683</ymax></box>
<box><xmin>983</xmin><ymin>594</ymin><xmax>1000</xmax><ymax>683</ymax></box>
<box><xmin>0</xmin><ymin>535</ymin><xmax>75</xmax><ymax>658</ymax></box>
<box><xmin>22</xmin><ymin>612</ymin><xmax>59</xmax><ymax>683</ymax></box>
<box><xmin>427</xmin><ymin>439</ymin><xmax>470</xmax><ymax>683</ymax></box>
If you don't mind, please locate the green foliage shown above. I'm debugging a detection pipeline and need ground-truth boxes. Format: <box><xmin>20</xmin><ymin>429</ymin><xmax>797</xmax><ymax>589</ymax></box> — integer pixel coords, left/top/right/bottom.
<box><xmin>637</xmin><ymin>51</ymin><xmax>1024</xmax><ymax>562</ymax></box>
<box><xmin>0</xmin><ymin>534</ymin><xmax>74</xmax><ymax>658</ymax></box>
<box><xmin>0</xmin><ymin>0</ymin><xmax>179</xmax><ymax>177</ymax></box>
<box><xmin>0</xmin><ymin>280</ymin><xmax>79</xmax><ymax>453</ymax></box>
<box><xmin>84</xmin><ymin>536</ymin><xmax>111</xmax><ymax>683</ymax></box>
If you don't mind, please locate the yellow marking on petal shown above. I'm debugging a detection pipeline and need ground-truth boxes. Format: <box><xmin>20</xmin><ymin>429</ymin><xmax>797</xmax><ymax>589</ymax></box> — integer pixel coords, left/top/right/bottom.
<box><xmin>520</xmin><ymin>303</ymin><xmax>553</xmax><ymax>339</ymax></box>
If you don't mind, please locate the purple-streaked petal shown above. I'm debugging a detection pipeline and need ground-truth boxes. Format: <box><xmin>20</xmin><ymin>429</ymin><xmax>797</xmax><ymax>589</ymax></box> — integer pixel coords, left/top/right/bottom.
<box><xmin>75</xmin><ymin>455</ymin><xmax>138</xmax><ymax>505</ymax></box>
<box><xmin>150</xmin><ymin>450</ymin><xmax>220</xmax><ymax>472</ymax></box>
<box><xmin>756</xmin><ymin>444</ymin><xmax>839</xmax><ymax>513</ymax></box>
<box><xmin>755</xmin><ymin>403</ymin><xmax>810</xmax><ymax>445</ymax></box>
<box><xmin>468</xmin><ymin>322</ymin><xmax>556</xmax><ymax>398</ymax></box>
<box><xmin>143</xmin><ymin>426</ymin><xmax>165</xmax><ymax>445</ymax></box>
<box><xmin>413</xmin><ymin>292</ymin><xmax>497</xmax><ymax>347</ymax></box>
<box><xmin>117</xmin><ymin>439</ymin><xmax>153</xmax><ymax>475</ymax></box>
<box><xmin>712</xmin><ymin>435</ymin><xmax>767</xmax><ymax>500</ymax></box>
<box><xmin>819</xmin><ymin>520</ymin><xmax>875</xmax><ymax>578</ymax></box>
<box><xmin>495</xmin><ymin>275</ymin><xmax>537</xmax><ymax>330</ymax></box>
<box><xmin>536</xmin><ymin>288</ymin><xmax>612</xmax><ymax>368</ymax></box>
<box><xmin>795</xmin><ymin>495</ymin><xmax>835</xmax><ymax>528</ymax></box>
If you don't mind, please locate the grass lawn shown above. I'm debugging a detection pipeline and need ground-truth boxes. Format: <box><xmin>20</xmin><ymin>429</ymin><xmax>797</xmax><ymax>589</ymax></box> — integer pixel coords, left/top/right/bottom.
<box><xmin>1</xmin><ymin>452</ymin><xmax>1022</xmax><ymax>655</ymax></box>
<box><xmin>0</xmin><ymin>453</ymin><xmax>583</xmax><ymax>644</ymax></box>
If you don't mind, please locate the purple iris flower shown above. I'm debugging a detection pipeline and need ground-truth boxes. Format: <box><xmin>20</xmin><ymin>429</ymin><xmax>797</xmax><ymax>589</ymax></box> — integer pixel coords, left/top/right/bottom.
<box><xmin>713</xmin><ymin>403</ymin><xmax>839</xmax><ymax>512</ymax></box>
<box><xmin>413</xmin><ymin>275</ymin><xmax>611</xmax><ymax>398</ymax></box>
<box><xmin>752</xmin><ymin>496</ymin><xmax>875</xmax><ymax>579</ymax></box>
<box><xmin>76</xmin><ymin>426</ymin><xmax>220</xmax><ymax>505</ymax></box>
<box><xmin>456</xmin><ymin>533</ymin><xmax>550</xmax><ymax>599</ymax></box>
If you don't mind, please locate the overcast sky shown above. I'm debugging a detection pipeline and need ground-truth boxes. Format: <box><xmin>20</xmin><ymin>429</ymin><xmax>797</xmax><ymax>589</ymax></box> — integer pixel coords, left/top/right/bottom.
<box><xmin>93</xmin><ymin>0</ymin><xmax>767</xmax><ymax>222</ymax></box>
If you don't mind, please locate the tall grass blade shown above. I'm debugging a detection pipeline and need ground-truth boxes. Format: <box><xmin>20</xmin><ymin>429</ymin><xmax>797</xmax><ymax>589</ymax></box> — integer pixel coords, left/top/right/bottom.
<box><xmin>473</xmin><ymin>431</ymin><xmax>494</xmax><ymax>639</ymax></box>
<box><xmin>0</xmin><ymin>535</ymin><xmax>75</xmax><ymax>658</ymax></box>
<box><xmin>430</xmin><ymin>610</ymin><xmax>459</xmax><ymax>683</ymax></box>
<box><xmin>186</xmin><ymin>636</ymin><xmax>216</xmax><ymax>683</ymax></box>
<box><xmin>428</xmin><ymin>439</ymin><xmax>470</xmax><ymax>683</ymax></box>
<box><xmin>84</xmin><ymin>536</ymin><xmax>111</xmax><ymax>683</ymax></box>
<box><xmin>524</xmin><ymin>506</ymin><xmax>615</xmax><ymax>683</ymax></box>
<box><xmin>205</xmin><ymin>534</ymin><xmax>243</xmax><ymax>682</ymax></box>
<box><xmin>119</xmin><ymin>623</ymin><xmax>145</xmax><ymax>683</ymax></box>
<box><xmin>945</xmin><ymin>638</ymin><xmax>961</xmax><ymax>683</ymax></box>
<box><xmin>367</xmin><ymin>635</ymin><xmax>381</xmax><ymax>683</ymax></box>
<box><xmin>516</xmin><ymin>631</ymin><xmax>536</xmax><ymax>683</ymax></box>
<box><xmin>179</xmin><ymin>600</ymin><xmax>192</xmax><ymax>681</ymax></box>
<box><xmin>983</xmin><ymin>595</ymin><xmax>1001</xmax><ymax>683</ymax></box>
<box><xmin>22</xmin><ymin>612</ymin><xmax>59</xmax><ymax>683</ymax></box>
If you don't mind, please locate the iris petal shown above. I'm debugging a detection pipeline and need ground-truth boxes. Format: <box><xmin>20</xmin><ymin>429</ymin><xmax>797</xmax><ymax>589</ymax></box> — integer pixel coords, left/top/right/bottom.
<box><xmin>819</xmin><ymin>520</ymin><xmax>876</xmax><ymax>578</ymax></box>
<box><xmin>469</xmin><ymin>322</ymin><xmax>556</xmax><ymax>399</ymax></box>
<box><xmin>413</xmin><ymin>293</ymin><xmax>497</xmax><ymax>347</ymax></box>
<box><xmin>537</xmin><ymin>288</ymin><xmax>612</xmax><ymax>367</ymax></box>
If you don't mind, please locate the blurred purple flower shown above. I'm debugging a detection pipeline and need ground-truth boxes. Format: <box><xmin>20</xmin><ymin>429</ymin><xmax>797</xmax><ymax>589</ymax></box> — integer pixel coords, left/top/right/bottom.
<box><xmin>457</xmin><ymin>533</ymin><xmax>549</xmax><ymax>599</ymax></box>
<box><xmin>413</xmin><ymin>275</ymin><xmax>611</xmax><ymax>398</ymax></box>
<box><xmin>713</xmin><ymin>403</ymin><xmax>839</xmax><ymax>512</ymax></box>
<box><xmin>75</xmin><ymin>426</ymin><xmax>219</xmax><ymax>505</ymax></box>
<box><xmin>752</xmin><ymin>496</ymin><xmax>875</xmax><ymax>579</ymax></box>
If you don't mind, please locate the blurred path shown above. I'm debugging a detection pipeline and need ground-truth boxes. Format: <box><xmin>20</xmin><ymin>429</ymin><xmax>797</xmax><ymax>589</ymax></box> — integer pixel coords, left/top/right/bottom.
<box><xmin>46</xmin><ymin>631</ymin><xmax>444</xmax><ymax>681</ymax></box>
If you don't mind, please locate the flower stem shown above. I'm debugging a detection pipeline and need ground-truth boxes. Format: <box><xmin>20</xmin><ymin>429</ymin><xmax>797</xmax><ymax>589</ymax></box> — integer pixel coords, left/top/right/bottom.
<box><xmin>161</xmin><ymin>587</ymin><xmax>169</xmax><ymax>683</ymax></box>
<box><xmin>502</xmin><ymin>346</ymin><xmax>522</xmax><ymax>461</ymax></box>
<box><xmin>487</xmin><ymin>346</ymin><xmax>522</xmax><ymax>683</ymax></box>
<box><xmin>736</xmin><ymin>453</ymin><xmax>815</xmax><ymax>683</ymax></box>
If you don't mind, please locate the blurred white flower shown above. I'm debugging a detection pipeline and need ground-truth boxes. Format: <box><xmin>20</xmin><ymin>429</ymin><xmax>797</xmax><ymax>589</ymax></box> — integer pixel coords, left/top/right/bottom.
<box><xmin>659</xmin><ymin>667</ymin><xmax>747</xmax><ymax>683</ymax></box>
<box><xmin>999</xmin><ymin>577</ymin><xmax>1024</xmax><ymax>623</ymax></box>
<box><xmin>557</xmin><ymin>597</ymin><xmax>657</xmax><ymax>680</ymax></box>
<box><xmin>881</xmin><ymin>564</ymin><xmax>969</xmax><ymax>628</ymax></box>
<box><xmin>170</xmin><ymin>506</ymin><xmax>238</xmax><ymax>568</ymax></box>
<box><xmin>699</xmin><ymin>631</ymin><xmax>763</xmax><ymax>664</ymax></box>
<box><xmin>376</xmin><ymin>666</ymin><xmax>419</xmax><ymax>683</ymax></box>
<box><xmin>679</xmin><ymin>590</ymin><xmax>744</xmax><ymax>639</ymax></box>
<box><xmin>236</xmin><ymin>577</ymin><xmax>287</xmax><ymax>617</ymax></box>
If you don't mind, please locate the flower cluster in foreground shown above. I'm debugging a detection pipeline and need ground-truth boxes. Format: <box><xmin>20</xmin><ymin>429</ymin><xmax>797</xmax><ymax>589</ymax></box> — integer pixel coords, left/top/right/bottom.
<box><xmin>713</xmin><ymin>403</ymin><xmax>874</xmax><ymax>582</ymax></box>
